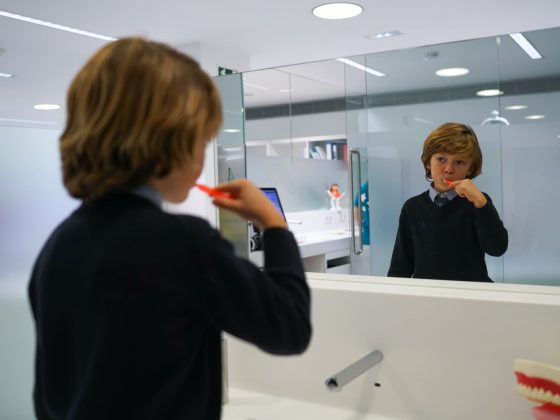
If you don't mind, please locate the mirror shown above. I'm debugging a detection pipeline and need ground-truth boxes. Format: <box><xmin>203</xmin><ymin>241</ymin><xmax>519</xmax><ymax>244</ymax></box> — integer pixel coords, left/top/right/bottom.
<box><xmin>239</xmin><ymin>26</ymin><xmax>560</xmax><ymax>286</ymax></box>
<box><xmin>1</xmin><ymin>26</ymin><xmax>558</xmax><ymax>288</ymax></box>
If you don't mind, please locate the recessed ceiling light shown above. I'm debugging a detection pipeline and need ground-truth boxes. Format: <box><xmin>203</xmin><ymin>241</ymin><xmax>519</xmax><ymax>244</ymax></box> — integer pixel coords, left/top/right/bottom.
<box><xmin>33</xmin><ymin>104</ymin><xmax>61</xmax><ymax>110</ymax></box>
<box><xmin>505</xmin><ymin>105</ymin><xmax>527</xmax><ymax>110</ymax></box>
<box><xmin>0</xmin><ymin>10</ymin><xmax>116</xmax><ymax>41</ymax></box>
<box><xmin>336</xmin><ymin>58</ymin><xmax>386</xmax><ymax>77</ymax></box>
<box><xmin>435</xmin><ymin>67</ymin><xmax>470</xmax><ymax>77</ymax></box>
<box><xmin>0</xmin><ymin>72</ymin><xmax>14</xmax><ymax>78</ymax></box>
<box><xmin>476</xmin><ymin>89</ymin><xmax>503</xmax><ymax>97</ymax></box>
<box><xmin>364</xmin><ymin>30</ymin><xmax>402</xmax><ymax>39</ymax></box>
<box><xmin>525</xmin><ymin>115</ymin><xmax>545</xmax><ymax>120</ymax></box>
<box><xmin>312</xmin><ymin>3</ymin><xmax>363</xmax><ymax>20</ymax></box>
<box><xmin>509</xmin><ymin>33</ymin><xmax>542</xmax><ymax>59</ymax></box>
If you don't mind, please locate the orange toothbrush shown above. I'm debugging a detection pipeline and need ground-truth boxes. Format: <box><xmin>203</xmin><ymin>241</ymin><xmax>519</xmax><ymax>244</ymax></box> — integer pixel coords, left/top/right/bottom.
<box><xmin>442</xmin><ymin>178</ymin><xmax>454</xmax><ymax>188</ymax></box>
<box><xmin>195</xmin><ymin>183</ymin><xmax>232</xmax><ymax>199</ymax></box>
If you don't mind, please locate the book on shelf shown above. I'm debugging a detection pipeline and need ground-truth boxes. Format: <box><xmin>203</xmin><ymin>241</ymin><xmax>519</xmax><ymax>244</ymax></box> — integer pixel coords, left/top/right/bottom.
<box><xmin>314</xmin><ymin>145</ymin><xmax>326</xmax><ymax>159</ymax></box>
<box><xmin>326</xmin><ymin>143</ymin><xmax>332</xmax><ymax>160</ymax></box>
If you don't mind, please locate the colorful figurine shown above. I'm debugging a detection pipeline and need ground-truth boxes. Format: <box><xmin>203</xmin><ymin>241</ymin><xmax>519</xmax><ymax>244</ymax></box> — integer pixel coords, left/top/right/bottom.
<box><xmin>327</xmin><ymin>183</ymin><xmax>345</xmax><ymax>211</ymax></box>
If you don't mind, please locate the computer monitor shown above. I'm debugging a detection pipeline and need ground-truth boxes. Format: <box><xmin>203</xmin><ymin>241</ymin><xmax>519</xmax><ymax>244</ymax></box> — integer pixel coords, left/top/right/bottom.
<box><xmin>260</xmin><ymin>187</ymin><xmax>286</xmax><ymax>220</ymax></box>
<box><xmin>250</xmin><ymin>188</ymin><xmax>287</xmax><ymax>252</ymax></box>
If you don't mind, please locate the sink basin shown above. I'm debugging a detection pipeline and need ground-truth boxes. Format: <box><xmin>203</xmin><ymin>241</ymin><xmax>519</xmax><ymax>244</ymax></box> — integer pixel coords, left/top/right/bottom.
<box><xmin>222</xmin><ymin>388</ymin><xmax>392</xmax><ymax>420</ymax></box>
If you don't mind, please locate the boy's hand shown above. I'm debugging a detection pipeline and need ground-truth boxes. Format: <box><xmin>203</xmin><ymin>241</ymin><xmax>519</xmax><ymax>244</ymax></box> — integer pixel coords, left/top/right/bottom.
<box><xmin>210</xmin><ymin>179</ymin><xmax>288</xmax><ymax>231</ymax></box>
<box><xmin>449</xmin><ymin>179</ymin><xmax>487</xmax><ymax>208</ymax></box>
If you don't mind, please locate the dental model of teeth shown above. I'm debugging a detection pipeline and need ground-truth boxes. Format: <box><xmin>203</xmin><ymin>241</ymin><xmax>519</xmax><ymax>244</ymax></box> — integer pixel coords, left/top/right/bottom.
<box><xmin>514</xmin><ymin>358</ymin><xmax>560</xmax><ymax>420</ymax></box>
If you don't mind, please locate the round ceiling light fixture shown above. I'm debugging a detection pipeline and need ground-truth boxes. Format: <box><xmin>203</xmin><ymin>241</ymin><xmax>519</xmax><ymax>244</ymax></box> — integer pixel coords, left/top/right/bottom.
<box><xmin>33</xmin><ymin>103</ymin><xmax>61</xmax><ymax>110</ymax></box>
<box><xmin>435</xmin><ymin>67</ymin><xmax>470</xmax><ymax>77</ymax></box>
<box><xmin>312</xmin><ymin>3</ymin><xmax>363</xmax><ymax>19</ymax></box>
<box><xmin>476</xmin><ymin>89</ymin><xmax>503</xmax><ymax>97</ymax></box>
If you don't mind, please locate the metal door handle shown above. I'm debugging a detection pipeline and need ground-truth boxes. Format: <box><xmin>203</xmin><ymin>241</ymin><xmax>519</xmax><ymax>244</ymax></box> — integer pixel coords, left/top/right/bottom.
<box><xmin>349</xmin><ymin>149</ymin><xmax>363</xmax><ymax>255</ymax></box>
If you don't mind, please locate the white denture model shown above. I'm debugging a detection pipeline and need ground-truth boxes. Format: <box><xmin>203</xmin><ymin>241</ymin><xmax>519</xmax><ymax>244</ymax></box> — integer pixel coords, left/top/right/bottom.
<box><xmin>514</xmin><ymin>359</ymin><xmax>560</xmax><ymax>420</ymax></box>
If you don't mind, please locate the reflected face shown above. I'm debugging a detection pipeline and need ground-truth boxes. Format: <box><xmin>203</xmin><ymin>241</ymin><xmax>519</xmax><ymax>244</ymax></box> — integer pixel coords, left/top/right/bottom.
<box><xmin>428</xmin><ymin>152</ymin><xmax>472</xmax><ymax>192</ymax></box>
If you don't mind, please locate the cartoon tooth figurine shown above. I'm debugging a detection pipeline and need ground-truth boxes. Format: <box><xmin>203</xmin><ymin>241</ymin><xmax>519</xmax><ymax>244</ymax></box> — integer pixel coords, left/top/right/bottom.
<box><xmin>326</xmin><ymin>183</ymin><xmax>345</xmax><ymax>211</ymax></box>
<box><xmin>514</xmin><ymin>359</ymin><xmax>560</xmax><ymax>419</ymax></box>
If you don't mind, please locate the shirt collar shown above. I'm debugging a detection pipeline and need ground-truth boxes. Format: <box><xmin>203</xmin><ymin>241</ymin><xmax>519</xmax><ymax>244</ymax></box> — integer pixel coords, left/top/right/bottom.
<box><xmin>131</xmin><ymin>185</ymin><xmax>163</xmax><ymax>208</ymax></box>
<box><xmin>429</xmin><ymin>182</ymin><xmax>458</xmax><ymax>203</ymax></box>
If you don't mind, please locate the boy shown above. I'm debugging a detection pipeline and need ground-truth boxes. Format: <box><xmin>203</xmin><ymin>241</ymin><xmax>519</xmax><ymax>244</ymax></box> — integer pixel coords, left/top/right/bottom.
<box><xmin>387</xmin><ymin>122</ymin><xmax>508</xmax><ymax>282</ymax></box>
<box><xmin>28</xmin><ymin>38</ymin><xmax>311</xmax><ymax>420</ymax></box>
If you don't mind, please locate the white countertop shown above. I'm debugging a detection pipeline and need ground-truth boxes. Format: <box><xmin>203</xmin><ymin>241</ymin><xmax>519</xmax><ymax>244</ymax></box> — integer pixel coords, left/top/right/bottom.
<box><xmin>295</xmin><ymin>230</ymin><xmax>351</xmax><ymax>259</ymax></box>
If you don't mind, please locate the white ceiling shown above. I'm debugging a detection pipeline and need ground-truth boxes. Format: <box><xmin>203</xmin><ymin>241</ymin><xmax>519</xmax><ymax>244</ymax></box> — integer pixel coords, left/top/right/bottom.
<box><xmin>1</xmin><ymin>0</ymin><xmax>560</xmax><ymax>127</ymax></box>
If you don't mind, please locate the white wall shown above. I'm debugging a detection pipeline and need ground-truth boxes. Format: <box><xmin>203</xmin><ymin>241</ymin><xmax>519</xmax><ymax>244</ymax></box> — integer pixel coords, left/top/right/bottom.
<box><xmin>227</xmin><ymin>273</ymin><xmax>560</xmax><ymax>419</ymax></box>
<box><xmin>0</xmin><ymin>123</ymin><xmax>223</xmax><ymax>418</ymax></box>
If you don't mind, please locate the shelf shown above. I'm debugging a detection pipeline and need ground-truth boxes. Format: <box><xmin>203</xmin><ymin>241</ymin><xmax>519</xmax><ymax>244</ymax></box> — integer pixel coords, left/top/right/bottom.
<box><xmin>245</xmin><ymin>134</ymin><xmax>345</xmax><ymax>147</ymax></box>
<box><xmin>245</xmin><ymin>134</ymin><xmax>347</xmax><ymax>160</ymax></box>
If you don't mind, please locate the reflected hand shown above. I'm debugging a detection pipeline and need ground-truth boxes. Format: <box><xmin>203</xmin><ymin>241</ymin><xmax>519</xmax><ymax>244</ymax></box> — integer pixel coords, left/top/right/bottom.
<box><xmin>449</xmin><ymin>179</ymin><xmax>487</xmax><ymax>208</ymax></box>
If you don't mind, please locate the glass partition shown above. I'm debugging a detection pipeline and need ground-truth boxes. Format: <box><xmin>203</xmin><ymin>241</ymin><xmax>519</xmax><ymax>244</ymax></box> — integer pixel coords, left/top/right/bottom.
<box><xmin>214</xmin><ymin>73</ymin><xmax>249</xmax><ymax>258</ymax></box>
<box><xmin>244</xmin><ymin>62</ymin><xmax>349</xmax><ymax>213</ymax></box>
<box><xmin>498</xmin><ymin>28</ymin><xmax>560</xmax><ymax>285</ymax></box>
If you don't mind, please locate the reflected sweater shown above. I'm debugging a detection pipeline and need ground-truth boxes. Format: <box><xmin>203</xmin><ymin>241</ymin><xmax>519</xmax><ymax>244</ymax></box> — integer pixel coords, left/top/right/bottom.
<box><xmin>387</xmin><ymin>190</ymin><xmax>508</xmax><ymax>282</ymax></box>
<box><xmin>29</xmin><ymin>192</ymin><xmax>311</xmax><ymax>420</ymax></box>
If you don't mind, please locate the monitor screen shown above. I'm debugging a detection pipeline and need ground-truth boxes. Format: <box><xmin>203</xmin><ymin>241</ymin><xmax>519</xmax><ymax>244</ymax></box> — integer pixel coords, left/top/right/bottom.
<box><xmin>261</xmin><ymin>187</ymin><xmax>286</xmax><ymax>220</ymax></box>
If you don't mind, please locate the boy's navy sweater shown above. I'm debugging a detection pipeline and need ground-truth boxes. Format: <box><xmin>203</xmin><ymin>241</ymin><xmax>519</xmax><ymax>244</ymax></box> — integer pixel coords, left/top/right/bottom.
<box><xmin>388</xmin><ymin>190</ymin><xmax>508</xmax><ymax>282</ymax></box>
<box><xmin>29</xmin><ymin>193</ymin><xmax>311</xmax><ymax>420</ymax></box>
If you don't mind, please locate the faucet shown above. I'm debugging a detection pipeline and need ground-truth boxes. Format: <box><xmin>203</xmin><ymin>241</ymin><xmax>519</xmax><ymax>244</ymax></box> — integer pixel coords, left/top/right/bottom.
<box><xmin>325</xmin><ymin>349</ymin><xmax>383</xmax><ymax>392</ymax></box>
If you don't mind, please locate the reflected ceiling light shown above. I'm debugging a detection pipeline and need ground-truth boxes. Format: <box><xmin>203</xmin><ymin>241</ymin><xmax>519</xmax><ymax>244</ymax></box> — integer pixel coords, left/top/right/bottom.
<box><xmin>481</xmin><ymin>110</ymin><xmax>510</xmax><ymax>126</ymax></box>
<box><xmin>509</xmin><ymin>33</ymin><xmax>542</xmax><ymax>59</ymax></box>
<box><xmin>364</xmin><ymin>30</ymin><xmax>402</xmax><ymax>39</ymax></box>
<box><xmin>505</xmin><ymin>105</ymin><xmax>527</xmax><ymax>110</ymax></box>
<box><xmin>223</xmin><ymin>129</ymin><xmax>241</xmax><ymax>133</ymax></box>
<box><xmin>0</xmin><ymin>72</ymin><xmax>14</xmax><ymax>78</ymax></box>
<box><xmin>33</xmin><ymin>104</ymin><xmax>61</xmax><ymax>110</ymax></box>
<box><xmin>312</xmin><ymin>3</ymin><xmax>363</xmax><ymax>19</ymax></box>
<box><xmin>435</xmin><ymin>67</ymin><xmax>470</xmax><ymax>77</ymax></box>
<box><xmin>244</xmin><ymin>82</ymin><xmax>269</xmax><ymax>90</ymax></box>
<box><xmin>476</xmin><ymin>89</ymin><xmax>503</xmax><ymax>97</ymax></box>
<box><xmin>279</xmin><ymin>89</ymin><xmax>294</xmax><ymax>93</ymax></box>
<box><xmin>336</xmin><ymin>58</ymin><xmax>386</xmax><ymax>77</ymax></box>
<box><xmin>0</xmin><ymin>10</ymin><xmax>117</xmax><ymax>41</ymax></box>
<box><xmin>525</xmin><ymin>115</ymin><xmax>545</xmax><ymax>120</ymax></box>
